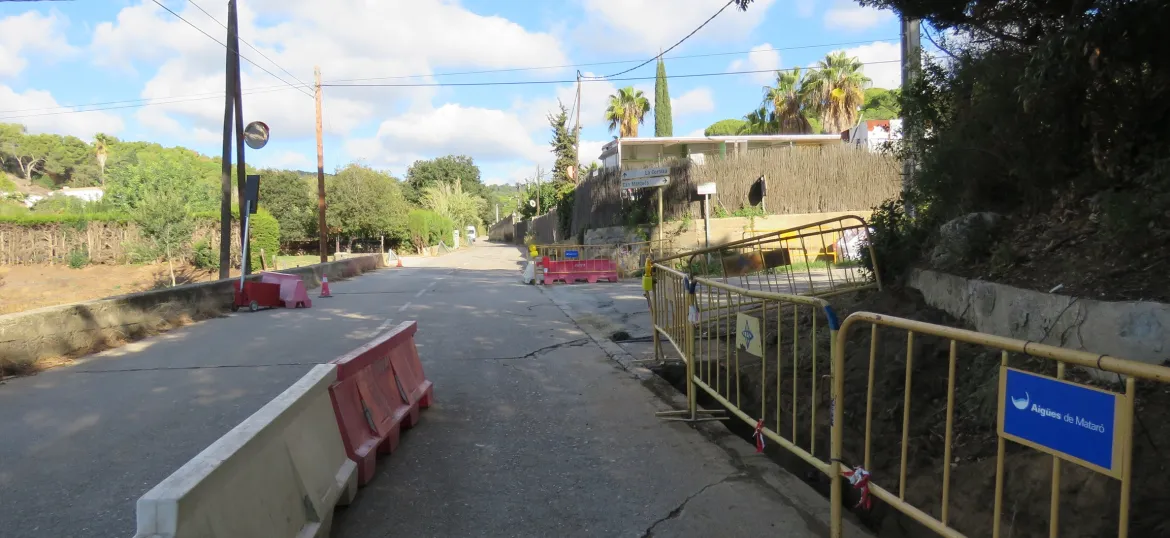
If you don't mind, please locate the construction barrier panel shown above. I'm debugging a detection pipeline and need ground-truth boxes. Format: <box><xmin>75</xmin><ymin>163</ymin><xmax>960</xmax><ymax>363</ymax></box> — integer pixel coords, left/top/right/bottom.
<box><xmin>541</xmin><ymin>257</ymin><xmax>619</xmax><ymax>285</ymax></box>
<box><xmin>532</xmin><ymin>239</ymin><xmax>675</xmax><ymax>277</ymax></box>
<box><xmin>327</xmin><ymin>321</ymin><xmax>430</xmax><ymax>485</ymax></box>
<box><xmin>133</xmin><ymin>364</ymin><xmax>358</xmax><ymax>538</ymax></box>
<box><xmin>259</xmin><ymin>272</ymin><xmax>312</xmax><ymax>308</ymax></box>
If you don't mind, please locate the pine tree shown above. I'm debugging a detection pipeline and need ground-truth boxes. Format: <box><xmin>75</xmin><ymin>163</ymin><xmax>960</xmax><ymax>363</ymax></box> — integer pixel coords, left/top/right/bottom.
<box><xmin>654</xmin><ymin>57</ymin><xmax>673</xmax><ymax>137</ymax></box>
<box><xmin>547</xmin><ymin>102</ymin><xmax>579</xmax><ymax>183</ymax></box>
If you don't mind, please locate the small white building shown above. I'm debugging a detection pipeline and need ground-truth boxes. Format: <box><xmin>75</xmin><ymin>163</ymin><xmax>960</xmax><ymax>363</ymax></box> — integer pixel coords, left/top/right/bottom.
<box><xmin>56</xmin><ymin>186</ymin><xmax>105</xmax><ymax>202</ymax></box>
<box><xmin>844</xmin><ymin>119</ymin><xmax>902</xmax><ymax>153</ymax></box>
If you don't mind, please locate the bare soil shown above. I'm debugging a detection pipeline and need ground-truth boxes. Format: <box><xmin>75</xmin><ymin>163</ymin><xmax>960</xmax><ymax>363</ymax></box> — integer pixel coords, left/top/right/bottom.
<box><xmin>654</xmin><ymin>287</ymin><xmax>1170</xmax><ymax>537</ymax></box>
<box><xmin>0</xmin><ymin>263</ymin><xmax>225</xmax><ymax>316</ymax></box>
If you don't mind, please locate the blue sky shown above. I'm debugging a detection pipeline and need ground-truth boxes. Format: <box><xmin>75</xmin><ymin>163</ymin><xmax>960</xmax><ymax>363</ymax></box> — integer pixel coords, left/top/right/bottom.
<box><xmin>0</xmin><ymin>0</ymin><xmax>903</xmax><ymax>185</ymax></box>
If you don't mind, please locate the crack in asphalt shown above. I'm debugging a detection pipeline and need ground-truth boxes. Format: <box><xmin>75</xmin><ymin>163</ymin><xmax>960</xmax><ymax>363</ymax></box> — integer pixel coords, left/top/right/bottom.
<box><xmin>639</xmin><ymin>473</ymin><xmax>743</xmax><ymax>538</ymax></box>
<box><xmin>480</xmin><ymin>338</ymin><xmax>591</xmax><ymax>362</ymax></box>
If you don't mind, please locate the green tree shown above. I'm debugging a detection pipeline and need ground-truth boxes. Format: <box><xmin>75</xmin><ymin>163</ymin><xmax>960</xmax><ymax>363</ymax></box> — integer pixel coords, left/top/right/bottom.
<box><xmin>654</xmin><ymin>58</ymin><xmax>673</xmax><ymax>137</ymax></box>
<box><xmin>0</xmin><ymin>126</ymin><xmax>51</xmax><ymax>182</ymax></box>
<box><xmin>547</xmin><ymin>102</ymin><xmax>578</xmax><ymax>183</ymax></box>
<box><xmin>406</xmin><ymin>209</ymin><xmax>453</xmax><ymax>253</ymax></box>
<box><xmin>326</xmin><ymin>163</ymin><xmax>409</xmax><ymax>250</ymax></box>
<box><xmin>860</xmin><ymin>88</ymin><xmax>900</xmax><ymax>120</ymax></box>
<box><xmin>420</xmin><ymin>180</ymin><xmax>486</xmax><ymax>231</ymax></box>
<box><xmin>257</xmin><ymin>169</ymin><xmax>314</xmax><ymax>242</ymax></box>
<box><xmin>135</xmin><ymin>187</ymin><xmax>196</xmax><ymax>287</ymax></box>
<box><xmin>803</xmin><ymin>52</ymin><xmax>871</xmax><ymax>134</ymax></box>
<box><xmin>247</xmin><ymin>209</ymin><xmax>280</xmax><ymax>270</ymax></box>
<box><xmin>704</xmin><ymin>119</ymin><xmax>749</xmax><ymax>136</ymax></box>
<box><xmin>106</xmin><ymin>151</ymin><xmax>218</xmax><ymax>213</ymax></box>
<box><xmin>604</xmin><ymin>87</ymin><xmax>651</xmax><ymax>138</ymax></box>
<box><xmin>762</xmin><ymin>68</ymin><xmax>813</xmax><ymax>134</ymax></box>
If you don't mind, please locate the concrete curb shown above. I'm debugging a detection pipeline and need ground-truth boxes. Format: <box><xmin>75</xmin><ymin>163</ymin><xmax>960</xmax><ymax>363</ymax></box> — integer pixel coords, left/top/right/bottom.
<box><xmin>0</xmin><ymin>255</ymin><xmax>384</xmax><ymax>368</ymax></box>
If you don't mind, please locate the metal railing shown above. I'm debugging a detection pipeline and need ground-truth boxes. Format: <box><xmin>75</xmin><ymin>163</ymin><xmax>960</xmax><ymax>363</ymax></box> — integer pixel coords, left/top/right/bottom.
<box><xmin>648</xmin><ymin>261</ymin><xmax>843</xmax><ymax>482</ymax></box>
<box><xmin>828</xmin><ymin>312</ymin><xmax>1170</xmax><ymax>538</ymax></box>
<box><xmin>655</xmin><ymin>215</ymin><xmax>880</xmax><ymax>298</ymax></box>
<box><xmin>648</xmin><ymin>248</ymin><xmax>1170</xmax><ymax>537</ymax></box>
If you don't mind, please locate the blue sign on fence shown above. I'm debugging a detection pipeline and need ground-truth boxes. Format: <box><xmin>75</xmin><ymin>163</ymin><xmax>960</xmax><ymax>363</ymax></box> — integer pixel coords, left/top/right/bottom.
<box><xmin>1000</xmin><ymin>367</ymin><xmax>1124</xmax><ymax>475</ymax></box>
<box><xmin>564</xmin><ymin>250</ymin><xmax>579</xmax><ymax>259</ymax></box>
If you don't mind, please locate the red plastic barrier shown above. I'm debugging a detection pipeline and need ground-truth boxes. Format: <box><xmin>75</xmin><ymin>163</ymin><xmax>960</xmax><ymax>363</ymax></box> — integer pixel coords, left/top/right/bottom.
<box><xmin>541</xmin><ymin>256</ymin><xmax>619</xmax><ymax>285</ymax></box>
<box><xmin>327</xmin><ymin>321</ymin><xmax>431</xmax><ymax>485</ymax></box>
<box><xmin>259</xmin><ymin>271</ymin><xmax>312</xmax><ymax>308</ymax></box>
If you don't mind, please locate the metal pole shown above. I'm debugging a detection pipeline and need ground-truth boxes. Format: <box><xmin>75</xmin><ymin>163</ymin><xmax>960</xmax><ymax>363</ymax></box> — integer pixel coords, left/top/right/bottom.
<box><xmin>238</xmin><ymin>200</ymin><xmax>251</xmax><ymax>292</ymax></box>
<box><xmin>228</xmin><ymin>2</ymin><xmax>247</xmax><ymax>274</ymax></box>
<box><xmin>657</xmin><ymin>186</ymin><xmax>664</xmax><ymax>243</ymax></box>
<box><xmin>217</xmin><ymin>0</ymin><xmax>238</xmax><ymax>279</ymax></box>
<box><xmin>315</xmin><ymin>66</ymin><xmax>328</xmax><ymax>263</ymax></box>
<box><xmin>901</xmin><ymin>14</ymin><xmax>921</xmax><ymax>213</ymax></box>
<box><xmin>703</xmin><ymin>193</ymin><xmax>710</xmax><ymax>249</ymax></box>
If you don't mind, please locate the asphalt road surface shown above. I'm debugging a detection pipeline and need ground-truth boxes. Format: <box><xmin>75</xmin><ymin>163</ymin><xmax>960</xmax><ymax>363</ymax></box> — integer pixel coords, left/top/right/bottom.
<box><xmin>0</xmin><ymin>242</ymin><xmax>865</xmax><ymax>537</ymax></box>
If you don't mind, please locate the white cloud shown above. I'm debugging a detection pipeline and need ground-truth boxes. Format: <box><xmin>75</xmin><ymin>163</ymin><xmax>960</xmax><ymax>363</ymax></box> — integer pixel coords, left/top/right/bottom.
<box><xmin>577</xmin><ymin>0</ymin><xmax>778</xmax><ymax>54</ymax></box>
<box><xmin>671</xmin><ymin>88</ymin><xmax>716</xmax><ymax>117</ymax></box>
<box><xmin>90</xmin><ymin>0</ymin><xmax>569</xmax><ymax>146</ymax></box>
<box><xmin>838</xmin><ymin>41</ymin><xmax>902</xmax><ymax>89</ymax></box>
<box><xmin>727</xmin><ymin>43</ymin><xmax>781</xmax><ymax>84</ymax></box>
<box><xmin>824</xmin><ymin>1</ymin><xmax>895</xmax><ymax>31</ymax></box>
<box><xmin>0</xmin><ymin>11</ymin><xmax>76</xmax><ymax>78</ymax></box>
<box><xmin>0</xmin><ymin>86</ymin><xmax>124</xmax><ymax>138</ymax></box>
<box><xmin>346</xmin><ymin>103</ymin><xmax>546</xmax><ymax>168</ymax></box>
<box><xmin>578</xmin><ymin>140</ymin><xmax>608</xmax><ymax>165</ymax></box>
<box><xmin>684</xmin><ymin>128</ymin><xmax>706</xmax><ymax>137</ymax></box>
<box><xmin>264</xmin><ymin>151</ymin><xmax>313</xmax><ymax>170</ymax></box>
<box><xmin>794</xmin><ymin>0</ymin><xmax>817</xmax><ymax>18</ymax></box>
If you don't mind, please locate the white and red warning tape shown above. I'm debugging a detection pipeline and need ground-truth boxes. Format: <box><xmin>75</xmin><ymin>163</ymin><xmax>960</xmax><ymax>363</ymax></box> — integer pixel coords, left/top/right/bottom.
<box><xmin>752</xmin><ymin>419</ymin><xmax>765</xmax><ymax>453</ymax></box>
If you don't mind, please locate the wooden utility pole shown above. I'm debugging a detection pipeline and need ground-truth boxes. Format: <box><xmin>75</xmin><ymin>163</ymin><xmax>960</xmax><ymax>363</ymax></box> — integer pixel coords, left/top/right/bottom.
<box><xmin>573</xmin><ymin>72</ymin><xmax>582</xmax><ymax>183</ymax></box>
<box><xmin>228</xmin><ymin>2</ymin><xmax>248</xmax><ymax>275</ymax></box>
<box><xmin>900</xmin><ymin>15</ymin><xmax>921</xmax><ymax>210</ymax></box>
<box><xmin>315</xmin><ymin>66</ymin><xmax>328</xmax><ymax>263</ymax></box>
<box><xmin>217</xmin><ymin>0</ymin><xmax>239</xmax><ymax>279</ymax></box>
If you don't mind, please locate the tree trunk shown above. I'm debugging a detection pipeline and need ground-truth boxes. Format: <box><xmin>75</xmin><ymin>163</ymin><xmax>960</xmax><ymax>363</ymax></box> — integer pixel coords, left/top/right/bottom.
<box><xmin>166</xmin><ymin>243</ymin><xmax>176</xmax><ymax>287</ymax></box>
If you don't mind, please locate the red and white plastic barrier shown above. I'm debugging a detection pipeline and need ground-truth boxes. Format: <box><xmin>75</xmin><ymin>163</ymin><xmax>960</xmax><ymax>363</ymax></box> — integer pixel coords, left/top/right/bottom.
<box><xmin>259</xmin><ymin>271</ymin><xmax>313</xmax><ymax>308</ymax></box>
<box><xmin>540</xmin><ymin>256</ymin><xmax>619</xmax><ymax>285</ymax></box>
<box><xmin>328</xmin><ymin>321</ymin><xmax>432</xmax><ymax>485</ymax></box>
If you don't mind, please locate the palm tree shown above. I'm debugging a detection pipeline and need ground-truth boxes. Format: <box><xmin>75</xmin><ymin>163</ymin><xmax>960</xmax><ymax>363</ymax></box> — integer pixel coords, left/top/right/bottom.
<box><xmin>93</xmin><ymin>133</ymin><xmax>112</xmax><ymax>185</ymax></box>
<box><xmin>604</xmin><ymin>87</ymin><xmax>651</xmax><ymax>138</ymax></box>
<box><xmin>761</xmin><ymin>68</ymin><xmax>812</xmax><ymax>134</ymax></box>
<box><xmin>742</xmin><ymin>106</ymin><xmax>775</xmax><ymax>135</ymax></box>
<box><xmin>803</xmin><ymin>52</ymin><xmax>870</xmax><ymax>135</ymax></box>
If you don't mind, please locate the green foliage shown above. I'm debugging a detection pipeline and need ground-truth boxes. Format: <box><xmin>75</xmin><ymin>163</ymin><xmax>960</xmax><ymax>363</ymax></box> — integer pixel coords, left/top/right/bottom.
<box><xmin>405</xmin><ymin>155</ymin><xmax>494</xmax><ymax>225</ymax></box>
<box><xmin>191</xmin><ymin>239</ymin><xmax>219</xmax><ymax>271</ymax></box>
<box><xmin>654</xmin><ymin>58</ymin><xmax>673</xmax><ymax>137</ymax></box>
<box><xmin>31</xmin><ymin>196</ymin><xmax>113</xmax><ymax>215</ymax></box>
<box><xmin>248</xmin><ymin>209</ymin><xmax>280</xmax><ymax>270</ymax></box>
<box><xmin>106</xmin><ymin>150</ymin><xmax>218</xmax><ymax>213</ymax></box>
<box><xmin>547</xmin><ymin>103</ymin><xmax>579</xmax><ymax>184</ymax></box>
<box><xmin>861</xmin><ymin>198</ymin><xmax>932</xmax><ymax>285</ymax></box>
<box><xmin>861</xmin><ymin>88</ymin><xmax>900</xmax><ymax>121</ymax></box>
<box><xmin>704</xmin><ymin>119</ymin><xmax>748</xmax><ymax>136</ymax></box>
<box><xmin>134</xmin><ymin>184</ymin><xmax>196</xmax><ymax>287</ymax></box>
<box><xmin>517</xmin><ymin>174</ymin><xmax>571</xmax><ymax>221</ymax></box>
<box><xmin>68</xmin><ymin>247</ymin><xmax>89</xmax><ymax>269</ymax></box>
<box><xmin>0</xmin><ymin>211</ymin><xmax>129</xmax><ymax>225</ymax></box>
<box><xmin>258</xmin><ymin>169</ymin><xmax>314</xmax><ymax>242</ymax></box>
<box><xmin>605</xmin><ymin>87</ymin><xmax>651</xmax><ymax>138</ymax></box>
<box><xmin>420</xmin><ymin>180</ymin><xmax>486</xmax><ymax>231</ymax></box>
<box><xmin>0</xmin><ymin>174</ymin><xmax>15</xmax><ymax>192</ymax></box>
<box><xmin>0</xmin><ymin>125</ymin><xmax>101</xmax><ymax>186</ymax></box>
<box><xmin>406</xmin><ymin>209</ymin><xmax>454</xmax><ymax>253</ymax></box>
<box><xmin>731</xmin><ymin>205</ymin><xmax>767</xmax><ymax>218</ymax></box>
<box><xmin>326</xmin><ymin>164</ymin><xmax>409</xmax><ymax>244</ymax></box>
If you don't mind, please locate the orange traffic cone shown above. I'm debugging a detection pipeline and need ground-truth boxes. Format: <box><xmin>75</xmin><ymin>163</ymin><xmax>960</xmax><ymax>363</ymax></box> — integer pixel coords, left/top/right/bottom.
<box><xmin>319</xmin><ymin>275</ymin><xmax>333</xmax><ymax>298</ymax></box>
<box><xmin>396</xmin><ymin>257</ymin><xmax>403</xmax><ymax>268</ymax></box>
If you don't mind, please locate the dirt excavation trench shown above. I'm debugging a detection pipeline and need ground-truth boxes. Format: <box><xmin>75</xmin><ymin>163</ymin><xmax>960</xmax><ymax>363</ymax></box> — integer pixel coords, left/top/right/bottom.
<box><xmin>650</xmin><ymin>288</ymin><xmax>1170</xmax><ymax>538</ymax></box>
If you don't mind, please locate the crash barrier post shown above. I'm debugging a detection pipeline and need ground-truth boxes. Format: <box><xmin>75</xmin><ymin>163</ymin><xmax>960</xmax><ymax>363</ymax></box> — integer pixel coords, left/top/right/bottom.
<box><xmin>328</xmin><ymin>321</ymin><xmax>433</xmax><ymax>485</ymax></box>
<box><xmin>259</xmin><ymin>271</ymin><xmax>313</xmax><ymax>308</ymax></box>
<box><xmin>656</xmin><ymin>215</ymin><xmax>880</xmax><ymax>298</ymax></box>
<box><xmin>134</xmin><ymin>364</ymin><xmax>358</xmax><ymax>538</ymax></box>
<box><xmin>648</xmin><ymin>261</ymin><xmax>843</xmax><ymax>493</ymax></box>
<box><xmin>828</xmin><ymin>312</ymin><xmax>1170</xmax><ymax>538</ymax></box>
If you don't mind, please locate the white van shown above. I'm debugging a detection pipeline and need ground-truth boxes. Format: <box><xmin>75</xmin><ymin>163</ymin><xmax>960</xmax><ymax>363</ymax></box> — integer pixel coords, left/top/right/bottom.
<box><xmin>466</xmin><ymin>225</ymin><xmax>477</xmax><ymax>244</ymax></box>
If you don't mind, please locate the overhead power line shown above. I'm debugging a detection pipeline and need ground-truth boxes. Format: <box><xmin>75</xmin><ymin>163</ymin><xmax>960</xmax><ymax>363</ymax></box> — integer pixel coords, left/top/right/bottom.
<box><xmin>588</xmin><ymin>0</ymin><xmax>738</xmax><ymax>80</ymax></box>
<box><xmin>183</xmin><ymin>0</ymin><xmax>312</xmax><ymax>90</ymax></box>
<box><xmin>0</xmin><ymin>86</ymin><xmax>301</xmax><ymax>121</ymax></box>
<box><xmin>320</xmin><ymin>38</ymin><xmax>896</xmax><ymax>84</ymax></box>
<box><xmin>148</xmin><ymin>0</ymin><xmax>313</xmax><ymax>99</ymax></box>
<box><xmin>321</xmin><ymin>60</ymin><xmax>902</xmax><ymax>88</ymax></box>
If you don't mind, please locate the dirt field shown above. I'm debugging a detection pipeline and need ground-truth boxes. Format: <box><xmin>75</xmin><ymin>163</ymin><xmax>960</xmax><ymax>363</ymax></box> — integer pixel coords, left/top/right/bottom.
<box><xmin>0</xmin><ymin>263</ymin><xmax>229</xmax><ymax>315</ymax></box>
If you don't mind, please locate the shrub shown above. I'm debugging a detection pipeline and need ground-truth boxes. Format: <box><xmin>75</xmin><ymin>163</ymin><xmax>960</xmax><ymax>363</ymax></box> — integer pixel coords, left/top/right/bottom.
<box><xmin>406</xmin><ymin>209</ymin><xmax>454</xmax><ymax>253</ymax></box>
<box><xmin>247</xmin><ymin>209</ymin><xmax>280</xmax><ymax>271</ymax></box>
<box><xmin>68</xmin><ymin>247</ymin><xmax>89</xmax><ymax>269</ymax></box>
<box><xmin>191</xmin><ymin>240</ymin><xmax>219</xmax><ymax>271</ymax></box>
<box><xmin>861</xmin><ymin>198</ymin><xmax>932</xmax><ymax>285</ymax></box>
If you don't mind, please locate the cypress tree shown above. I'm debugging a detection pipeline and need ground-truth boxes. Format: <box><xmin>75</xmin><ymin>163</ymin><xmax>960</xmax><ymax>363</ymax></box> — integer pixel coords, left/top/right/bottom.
<box><xmin>654</xmin><ymin>58</ymin><xmax>673</xmax><ymax>137</ymax></box>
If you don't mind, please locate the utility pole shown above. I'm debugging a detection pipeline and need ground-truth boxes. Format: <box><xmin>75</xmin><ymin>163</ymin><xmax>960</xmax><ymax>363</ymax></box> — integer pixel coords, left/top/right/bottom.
<box><xmin>573</xmin><ymin>72</ymin><xmax>582</xmax><ymax>183</ymax></box>
<box><xmin>315</xmin><ymin>66</ymin><xmax>328</xmax><ymax>263</ymax></box>
<box><xmin>900</xmin><ymin>14</ymin><xmax>921</xmax><ymax>212</ymax></box>
<box><xmin>217</xmin><ymin>0</ymin><xmax>239</xmax><ymax>279</ymax></box>
<box><xmin>535</xmin><ymin>166</ymin><xmax>541</xmax><ymax>215</ymax></box>
<box><xmin>228</xmin><ymin>1</ymin><xmax>248</xmax><ymax>275</ymax></box>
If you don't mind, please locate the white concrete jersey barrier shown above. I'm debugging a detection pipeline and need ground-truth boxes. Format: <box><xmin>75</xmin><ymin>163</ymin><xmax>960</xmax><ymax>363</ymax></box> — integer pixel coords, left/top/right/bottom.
<box><xmin>133</xmin><ymin>364</ymin><xmax>358</xmax><ymax>538</ymax></box>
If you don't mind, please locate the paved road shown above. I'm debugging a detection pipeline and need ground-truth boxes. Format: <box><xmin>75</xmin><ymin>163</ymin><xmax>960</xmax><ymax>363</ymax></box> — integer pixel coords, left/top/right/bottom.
<box><xmin>0</xmin><ymin>242</ymin><xmax>863</xmax><ymax>537</ymax></box>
